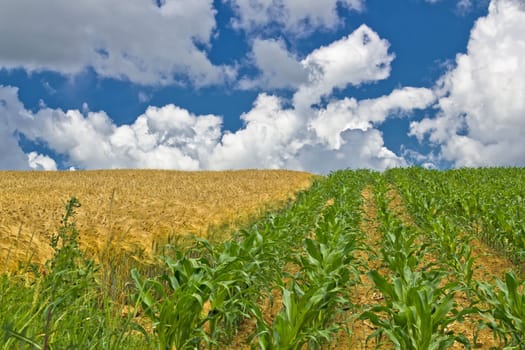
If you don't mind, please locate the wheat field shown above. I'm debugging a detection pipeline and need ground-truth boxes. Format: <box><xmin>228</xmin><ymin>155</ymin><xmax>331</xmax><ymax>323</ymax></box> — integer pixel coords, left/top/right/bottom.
<box><xmin>0</xmin><ymin>169</ymin><xmax>314</xmax><ymax>272</ymax></box>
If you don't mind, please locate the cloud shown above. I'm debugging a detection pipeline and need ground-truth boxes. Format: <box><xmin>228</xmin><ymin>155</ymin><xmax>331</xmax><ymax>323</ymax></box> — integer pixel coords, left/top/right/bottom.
<box><xmin>0</xmin><ymin>86</ymin><xmax>32</xmax><ymax>170</ymax></box>
<box><xmin>3</xmin><ymin>87</ymin><xmax>310</xmax><ymax>171</ymax></box>
<box><xmin>239</xmin><ymin>39</ymin><xmax>308</xmax><ymax>90</ymax></box>
<box><xmin>1</xmin><ymin>24</ymin><xmax>437</xmax><ymax>173</ymax></box>
<box><xmin>240</xmin><ymin>24</ymin><xmax>392</xmax><ymax>95</ymax></box>
<box><xmin>293</xmin><ymin>129</ymin><xmax>407</xmax><ymax>174</ymax></box>
<box><xmin>410</xmin><ymin>0</ymin><xmax>525</xmax><ymax>167</ymax></box>
<box><xmin>138</xmin><ymin>91</ymin><xmax>152</xmax><ymax>103</ymax></box>
<box><xmin>311</xmin><ymin>87</ymin><xmax>436</xmax><ymax>149</ymax></box>
<box><xmin>226</xmin><ymin>0</ymin><xmax>364</xmax><ymax>34</ymax></box>
<box><xmin>17</xmin><ymin>104</ymin><xmax>223</xmax><ymax>170</ymax></box>
<box><xmin>424</xmin><ymin>0</ymin><xmax>491</xmax><ymax>16</ymax></box>
<box><xmin>27</xmin><ymin>152</ymin><xmax>57</xmax><ymax>171</ymax></box>
<box><xmin>424</xmin><ymin>0</ymin><xmax>489</xmax><ymax>11</ymax></box>
<box><xmin>208</xmin><ymin>93</ymin><xmax>305</xmax><ymax>169</ymax></box>
<box><xmin>0</xmin><ymin>0</ymin><xmax>233</xmax><ymax>86</ymax></box>
<box><xmin>2</xmin><ymin>84</ymin><xmax>432</xmax><ymax>174</ymax></box>
<box><xmin>294</xmin><ymin>25</ymin><xmax>394</xmax><ymax>109</ymax></box>
<box><xmin>457</xmin><ymin>0</ymin><xmax>473</xmax><ymax>9</ymax></box>
<box><xmin>461</xmin><ymin>0</ymin><xmax>495</xmax><ymax>11</ymax></box>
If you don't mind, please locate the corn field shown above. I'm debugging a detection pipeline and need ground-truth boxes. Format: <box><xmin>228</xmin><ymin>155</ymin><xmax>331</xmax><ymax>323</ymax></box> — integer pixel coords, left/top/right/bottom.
<box><xmin>0</xmin><ymin>168</ymin><xmax>524</xmax><ymax>349</ymax></box>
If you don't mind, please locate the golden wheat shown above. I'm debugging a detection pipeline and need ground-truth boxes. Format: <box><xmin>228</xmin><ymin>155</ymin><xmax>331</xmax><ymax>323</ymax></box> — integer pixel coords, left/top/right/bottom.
<box><xmin>0</xmin><ymin>169</ymin><xmax>314</xmax><ymax>272</ymax></box>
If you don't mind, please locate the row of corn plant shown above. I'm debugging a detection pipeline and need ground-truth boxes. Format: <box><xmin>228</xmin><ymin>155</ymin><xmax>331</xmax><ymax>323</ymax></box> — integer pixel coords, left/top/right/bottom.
<box><xmin>387</xmin><ymin>167</ymin><xmax>525</xmax><ymax>348</ymax></box>
<box><xmin>387</xmin><ymin>167</ymin><xmax>525</xmax><ymax>267</ymax></box>
<box><xmin>254</xmin><ymin>170</ymin><xmax>372</xmax><ymax>349</ymax></box>
<box><xmin>360</xmin><ymin>176</ymin><xmax>475</xmax><ymax>349</ymax></box>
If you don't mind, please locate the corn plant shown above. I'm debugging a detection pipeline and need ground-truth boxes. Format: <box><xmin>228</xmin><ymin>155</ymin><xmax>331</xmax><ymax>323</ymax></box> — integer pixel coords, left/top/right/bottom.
<box><xmin>379</xmin><ymin>219</ymin><xmax>426</xmax><ymax>274</ymax></box>
<box><xmin>361</xmin><ymin>268</ymin><xmax>472</xmax><ymax>350</ymax></box>
<box><xmin>477</xmin><ymin>271</ymin><xmax>525</xmax><ymax>348</ymax></box>
<box><xmin>256</xmin><ymin>283</ymin><xmax>343</xmax><ymax>350</ymax></box>
<box><xmin>363</xmin><ymin>173</ymin><xmax>482</xmax><ymax>349</ymax></box>
<box><xmin>373</xmin><ymin>179</ymin><xmax>432</xmax><ymax>275</ymax></box>
<box><xmin>253</xmin><ymin>170</ymin><xmax>370</xmax><ymax>349</ymax></box>
<box><xmin>426</xmin><ymin>217</ymin><xmax>476</xmax><ymax>292</ymax></box>
<box><xmin>387</xmin><ymin>167</ymin><xmax>525</xmax><ymax>269</ymax></box>
<box><xmin>132</xmin><ymin>247</ymin><xmax>214</xmax><ymax>350</ymax></box>
<box><xmin>206</xmin><ymin>233</ymin><xmax>279</xmax><ymax>345</ymax></box>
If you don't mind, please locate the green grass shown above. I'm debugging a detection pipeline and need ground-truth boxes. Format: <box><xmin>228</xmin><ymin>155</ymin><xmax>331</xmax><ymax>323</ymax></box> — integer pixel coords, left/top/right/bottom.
<box><xmin>0</xmin><ymin>198</ymin><xmax>147</xmax><ymax>349</ymax></box>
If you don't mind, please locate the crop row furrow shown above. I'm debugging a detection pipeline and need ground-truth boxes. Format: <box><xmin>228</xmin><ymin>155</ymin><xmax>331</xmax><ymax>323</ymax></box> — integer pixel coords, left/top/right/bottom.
<box><xmin>386</xmin><ymin>168</ymin><xmax>525</xmax><ymax>348</ymax></box>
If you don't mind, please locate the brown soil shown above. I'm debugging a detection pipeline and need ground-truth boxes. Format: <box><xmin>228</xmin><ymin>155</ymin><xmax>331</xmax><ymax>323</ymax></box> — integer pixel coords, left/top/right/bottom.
<box><xmin>329</xmin><ymin>186</ymin><xmax>387</xmax><ymax>349</ymax></box>
<box><xmin>227</xmin><ymin>286</ymin><xmax>284</xmax><ymax>350</ymax></box>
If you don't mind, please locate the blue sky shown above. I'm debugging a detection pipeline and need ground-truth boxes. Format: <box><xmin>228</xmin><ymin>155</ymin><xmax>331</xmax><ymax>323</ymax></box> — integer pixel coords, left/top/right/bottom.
<box><xmin>1</xmin><ymin>0</ymin><xmax>524</xmax><ymax>173</ymax></box>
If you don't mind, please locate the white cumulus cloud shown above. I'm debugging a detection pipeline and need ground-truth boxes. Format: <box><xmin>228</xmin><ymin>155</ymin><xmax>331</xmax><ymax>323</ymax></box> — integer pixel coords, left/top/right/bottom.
<box><xmin>424</xmin><ymin>0</ymin><xmax>489</xmax><ymax>11</ymax></box>
<box><xmin>28</xmin><ymin>152</ymin><xmax>57</xmax><ymax>171</ymax></box>
<box><xmin>1</xmin><ymin>23</ymin><xmax>439</xmax><ymax>173</ymax></box>
<box><xmin>239</xmin><ymin>38</ymin><xmax>308</xmax><ymax>90</ymax></box>
<box><xmin>293</xmin><ymin>129</ymin><xmax>407</xmax><ymax>174</ymax></box>
<box><xmin>18</xmin><ymin>105</ymin><xmax>222</xmax><ymax>170</ymax></box>
<box><xmin>241</xmin><ymin>24</ymin><xmax>393</xmax><ymax>95</ymax></box>
<box><xmin>410</xmin><ymin>0</ymin><xmax>525</xmax><ymax>167</ymax></box>
<box><xmin>2</xmin><ymin>84</ymin><xmax>433</xmax><ymax>173</ymax></box>
<box><xmin>209</xmin><ymin>93</ymin><xmax>305</xmax><ymax>169</ymax></box>
<box><xmin>226</xmin><ymin>0</ymin><xmax>363</xmax><ymax>34</ymax></box>
<box><xmin>311</xmin><ymin>87</ymin><xmax>436</xmax><ymax>149</ymax></box>
<box><xmin>0</xmin><ymin>0</ymin><xmax>233</xmax><ymax>86</ymax></box>
<box><xmin>294</xmin><ymin>25</ymin><xmax>394</xmax><ymax>109</ymax></box>
<box><xmin>0</xmin><ymin>86</ymin><xmax>33</xmax><ymax>170</ymax></box>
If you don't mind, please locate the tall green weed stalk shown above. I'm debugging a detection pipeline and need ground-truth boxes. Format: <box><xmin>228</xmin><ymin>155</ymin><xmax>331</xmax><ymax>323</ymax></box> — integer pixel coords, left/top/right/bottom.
<box><xmin>1</xmin><ymin>197</ymin><xmax>144</xmax><ymax>350</ymax></box>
